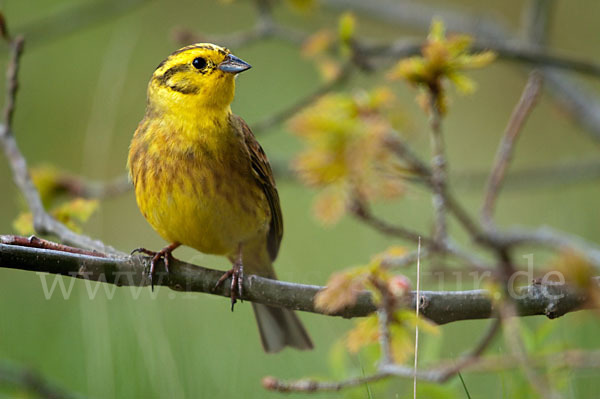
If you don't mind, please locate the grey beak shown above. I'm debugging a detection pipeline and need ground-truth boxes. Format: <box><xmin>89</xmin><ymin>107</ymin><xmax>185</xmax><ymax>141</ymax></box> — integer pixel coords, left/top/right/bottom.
<box><xmin>218</xmin><ymin>54</ymin><xmax>252</xmax><ymax>74</ymax></box>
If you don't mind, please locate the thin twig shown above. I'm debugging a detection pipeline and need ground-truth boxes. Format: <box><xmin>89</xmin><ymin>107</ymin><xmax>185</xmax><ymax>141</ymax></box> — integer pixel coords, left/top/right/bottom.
<box><xmin>436</xmin><ymin>318</ymin><xmax>501</xmax><ymax>382</ymax></box>
<box><xmin>262</xmin><ymin>372</ymin><xmax>392</xmax><ymax>392</ymax></box>
<box><xmin>481</xmin><ymin>72</ymin><xmax>543</xmax><ymax>226</ymax></box>
<box><xmin>0</xmin><ymin>235</ymin><xmax>107</xmax><ymax>257</ymax></box>
<box><xmin>500</xmin><ymin>302</ymin><xmax>561</xmax><ymax>399</ymax></box>
<box><xmin>385</xmin><ymin>134</ymin><xmax>600</xmax><ymax>267</ymax></box>
<box><xmin>0</xmin><ymin>35</ymin><xmax>121</xmax><ymax>255</ymax></box>
<box><xmin>351</xmin><ymin>198</ymin><xmax>431</xmax><ymax>245</ymax></box>
<box><xmin>377</xmin><ymin>307</ymin><xmax>393</xmax><ymax>364</ymax></box>
<box><xmin>442</xmin><ymin>349</ymin><xmax>600</xmax><ymax>373</ymax></box>
<box><xmin>455</xmin><ymin>160</ymin><xmax>600</xmax><ymax>191</ymax></box>
<box><xmin>252</xmin><ymin>64</ymin><xmax>353</xmax><ymax>135</ymax></box>
<box><xmin>496</xmin><ymin>226</ymin><xmax>600</xmax><ymax>268</ymax></box>
<box><xmin>173</xmin><ymin>0</ymin><xmax>307</xmax><ymax>49</ymax></box>
<box><xmin>188</xmin><ymin>3</ymin><xmax>600</xmax><ymax>82</ymax></box>
<box><xmin>2</xmin><ymin>36</ymin><xmax>23</xmax><ymax>128</ymax></box>
<box><xmin>364</xmin><ymin>38</ymin><xmax>600</xmax><ymax>80</ymax></box>
<box><xmin>264</xmin><ymin>347</ymin><xmax>600</xmax><ymax>393</ymax></box>
<box><xmin>334</xmin><ymin>0</ymin><xmax>600</xmax><ymax>143</ymax></box>
<box><xmin>264</xmin><ymin>362</ymin><xmax>452</xmax><ymax>393</ymax></box>
<box><xmin>264</xmin><ymin>316</ymin><xmax>499</xmax><ymax>394</ymax></box>
<box><xmin>427</xmin><ymin>87</ymin><xmax>448</xmax><ymax>243</ymax></box>
<box><xmin>351</xmin><ymin>192</ymin><xmax>490</xmax><ymax>269</ymax></box>
<box><xmin>381</xmin><ymin>248</ymin><xmax>428</xmax><ymax>269</ymax></box>
<box><xmin>523</xmin><ymin>0</ymin><xmax>555</xmax><ymax>46</ymax></box>
<box><xmin>383</xmin><ymin>134</ymin><xmax>431</xmax><ymax>177</ymax></box>
<box><xmin>385</xmin><ymin>134</ymin><xmax>486</xmax><ymax>244</ymax></box>
<box><xmin>371</xmin><ymin>275</ymin><xmax>397</xmax><ymax>365</ymax></box>
<box><xmin>55</xmin><ymin>173</ymin><xmax>131</xmax><ymax>199</ymax></box>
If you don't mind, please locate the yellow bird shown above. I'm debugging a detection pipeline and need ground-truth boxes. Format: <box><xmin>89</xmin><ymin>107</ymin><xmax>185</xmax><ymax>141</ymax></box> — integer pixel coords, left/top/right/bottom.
<box><xmin>127</xmin><ymin>43</ymin><xmax>313</xmax><ymax>352</ymax></box>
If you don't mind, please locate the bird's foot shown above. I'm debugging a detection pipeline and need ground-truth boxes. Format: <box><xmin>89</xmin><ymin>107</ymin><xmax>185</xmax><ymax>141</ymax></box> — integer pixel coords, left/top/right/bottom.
<box><xmin>215</xmin><ymin>259</ymin><xmax>244</xmax><ymax>311</ymax></box>
<box><xmin>131</xmin><ymin>242</ymin><xmax>180</xmax><ymax>290</ymax></box>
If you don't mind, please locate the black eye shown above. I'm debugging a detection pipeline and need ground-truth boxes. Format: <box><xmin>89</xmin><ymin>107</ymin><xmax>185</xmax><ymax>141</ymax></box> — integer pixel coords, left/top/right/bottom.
<box><xmin>192</xmin><ymin>57</ymin><xmax>207</xmax><ymax>70</ymax></box>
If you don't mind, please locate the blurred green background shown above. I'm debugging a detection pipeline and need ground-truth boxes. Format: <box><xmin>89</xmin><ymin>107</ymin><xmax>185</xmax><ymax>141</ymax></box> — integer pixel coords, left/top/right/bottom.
<box><xmin>1</xmin><ymin>0</ymin><xmax>599</xmax><ymax>398</ymax></box>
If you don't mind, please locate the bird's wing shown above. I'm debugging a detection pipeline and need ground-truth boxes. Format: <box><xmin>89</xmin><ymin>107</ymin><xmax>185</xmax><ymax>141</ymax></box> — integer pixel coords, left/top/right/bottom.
<box><xmin>234</xmin><ymin>115</ymin><xmax>283</xmax><ymax>261</ymax></box>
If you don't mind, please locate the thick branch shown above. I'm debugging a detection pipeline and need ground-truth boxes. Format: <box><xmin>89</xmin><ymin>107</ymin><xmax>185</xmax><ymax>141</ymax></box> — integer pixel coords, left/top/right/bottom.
<box><xmin>0</xmin><ymin>241</ymin><xmax>595</xmax><ymax>324</ymax></box>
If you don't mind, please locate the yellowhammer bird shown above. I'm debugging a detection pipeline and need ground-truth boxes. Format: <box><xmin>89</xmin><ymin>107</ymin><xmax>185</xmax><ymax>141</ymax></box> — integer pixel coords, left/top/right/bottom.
<box><xmin>127</xmin><ymin>43</ymin><xmax>313</xmax><ymax>352</ymax></box>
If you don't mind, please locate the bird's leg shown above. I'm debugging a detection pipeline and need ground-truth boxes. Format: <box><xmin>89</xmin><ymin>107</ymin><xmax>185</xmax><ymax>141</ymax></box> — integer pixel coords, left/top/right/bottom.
<box><xmin>215</xmin><ymin>243</ymin><xmax>244</xmax><ymax>311</ymax></box>
<box><xmin>131</xmin><ymin>242</ymin><xmax>180</xmax><ymax>290</ymax></box>
<box><xmin>234</xmin><ymin>244</ymin><xmax>244</xmax><ymax>299</ymax></box>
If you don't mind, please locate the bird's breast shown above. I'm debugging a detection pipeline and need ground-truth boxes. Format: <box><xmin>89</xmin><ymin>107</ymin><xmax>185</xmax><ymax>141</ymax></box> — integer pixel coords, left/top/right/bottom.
<box><xmin>129</xmin><ymin>121</ymin><xmax>270</xmax><ymax>255</ymax></box>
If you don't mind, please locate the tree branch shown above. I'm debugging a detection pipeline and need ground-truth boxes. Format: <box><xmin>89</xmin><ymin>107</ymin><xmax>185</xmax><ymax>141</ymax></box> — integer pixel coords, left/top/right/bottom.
<box><xmin>262</xmin><ymin>319</ymin><xmax>498</xmax><ymax>393</ymax></box>
<box><xmin>252</xmin><ymin>64</ymin><xmax>353</xmax><ymax>135</ymax></box>
<box><xmin>500</xmin><ymin>302</ymin><xmax>560</xmax><ymax>398</ymax></box>
<box><xmin>0</xmin><ymin>239</ymin><xmax>596</xmax><ymax>324</ymax></box>
<box><xmin>481</xmin><ymin>71</ymin><xmax>543</xmax><ymax>225</ymax></box>
<box><xmin>455</xmin><ymin>160</ymin><xmax>600</xmax><ymax>191</ymax></box>
<box><xmin>427</xmin><ymin>87</ymin><xmax>448</xmax><ymax>243</ymax></box>
<box><xmin>264</xmin><ymin>346</ymin><xmax>600</xmax><ymax>393</ymax></box>
<box><xmin>360</xmin><ymin>36</ymin><xmax>600</xmax><ymax>80</ymax></box>
<box><xmin>0</xmin><ymin>35</ymin><xmax>121</xmax><ymax>256</ymax></box>
<box><xmin>523</xmin><ymin>0</ymin><xmax>555</xmax><ymax>46</ymax></box>
<box><xmin>384</xmin><ymin>137</ymin><xmax>600</xmax><ymax>269</ymax></box>
<box><xmin>54</xmin><ymin>173</ymin><xmax>131</xmax><ymax>200</ymax></box>
<box><xmin>324</xmin><ymin>0</ymin><xmax>600</xmax><ymax>143</ymax></box>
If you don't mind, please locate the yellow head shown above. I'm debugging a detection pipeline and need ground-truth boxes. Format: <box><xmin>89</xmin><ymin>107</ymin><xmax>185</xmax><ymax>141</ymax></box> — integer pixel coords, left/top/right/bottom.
<box><xmin>147</xmin><ymin>43</ymin><xmax>251</xmax><ymax>114</ymax></box>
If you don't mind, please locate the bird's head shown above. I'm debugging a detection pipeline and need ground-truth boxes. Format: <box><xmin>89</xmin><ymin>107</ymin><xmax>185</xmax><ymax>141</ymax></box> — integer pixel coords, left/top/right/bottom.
<box><xmin>148</xmin><ymin>43</ymin><xmax>251</xmax><ymax>113</ymax></box>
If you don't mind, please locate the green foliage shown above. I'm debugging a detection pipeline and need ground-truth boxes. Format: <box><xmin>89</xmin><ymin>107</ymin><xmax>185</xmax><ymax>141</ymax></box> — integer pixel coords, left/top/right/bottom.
<box><xmin>338</xmin><ymin>12</ymin><xmax>355</xmax><ymax>57</ymax></box>
<box><xmin>12</xmin><ymin>165</ymin><xmax>98</xmax><ymax>235</ymax></box>
<box><xmin>388</xmin><ymin>19</ymin><xmax>495</xmax><ymax>114</ymax></box>
<box><xmin>315</xmin><ymin>246</ymin><xmax>409</xmax><ymax>312</ymax></box>
<box><xmin>291</xmin><ymin>88</ymin><xmax>407</xmax><ymax>224</ymax></box>
<box><xmin>316</xmin><ymin>246</ymin><xmax>438</xmax><ymax>366</ymax></box>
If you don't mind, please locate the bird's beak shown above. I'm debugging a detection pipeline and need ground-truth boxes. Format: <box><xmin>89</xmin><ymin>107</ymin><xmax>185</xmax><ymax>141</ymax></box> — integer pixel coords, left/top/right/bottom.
<box><xmin>218</xmin><ymin>54</ymin><xmax>252</xmax><ymax>74</ymax></box>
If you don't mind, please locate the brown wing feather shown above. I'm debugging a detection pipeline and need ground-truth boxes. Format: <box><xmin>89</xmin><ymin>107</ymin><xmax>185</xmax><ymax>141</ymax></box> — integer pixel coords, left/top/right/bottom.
<box><xmin>233</xmin><ymin>115</ymin><xmax>283</xmax><ymax>261</ymax></box>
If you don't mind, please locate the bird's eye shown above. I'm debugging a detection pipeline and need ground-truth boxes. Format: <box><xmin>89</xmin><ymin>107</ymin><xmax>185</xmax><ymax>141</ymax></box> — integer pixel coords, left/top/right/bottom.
<box><xmin>192</xmin><ymin>57</ymin><xmax>207</xmax><ymax>70</ymax></box>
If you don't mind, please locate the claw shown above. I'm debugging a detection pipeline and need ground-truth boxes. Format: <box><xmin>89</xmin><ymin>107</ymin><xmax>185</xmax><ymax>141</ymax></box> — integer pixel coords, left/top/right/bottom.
<box><xmin>215</xmin><ymin>268</ymin><xmax>239</xmax><ymax>310</ymax></box>
<box><xmin>235</xmin><ymin>261</ymin><xmax>244</xmax><ymax>300</ymax></box>
<box><xmin>131</xmin><ymin>243</ymin><xmax>180</xmax><ymax>290</ymax></box>
<box><xmin>215</xmin><ymin>269</ymin><xmax>233</xmax><ymax>290</ymax></box>
<box><xmin>215</xmin><ymin>243</ymin><xmax>245</xmax><ymax>311</ymax></box>
<box><xmin>131</xmin><ymin>247</ymin><xmax>155</xmax><ymax>256</ymax></box>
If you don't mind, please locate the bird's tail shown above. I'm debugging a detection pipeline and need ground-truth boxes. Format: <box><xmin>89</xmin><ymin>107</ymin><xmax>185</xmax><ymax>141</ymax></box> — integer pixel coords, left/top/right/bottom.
<box><xmin>252</xmin><ymin>303</ymin><xmax>313</xmax><ymax>353</ymax></box>
<box><xmin>239</xmin><ymin>238</ymin><xmax>313</xmax><ymax>353</ymax></box>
